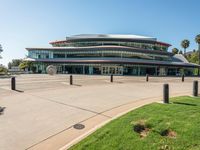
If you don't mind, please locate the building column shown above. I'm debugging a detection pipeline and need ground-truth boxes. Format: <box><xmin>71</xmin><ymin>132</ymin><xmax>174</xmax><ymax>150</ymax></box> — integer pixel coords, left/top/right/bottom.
<box><xmin>155</xmin><ymin>67</ymin><xmax>158</xmax><ymax>76</ymax></box>
<box><xmin>89</xmin><ymin>66</ymin><xmax>93</xmax><ymax>75</ymax></box>
<box><xmin>138</xmin><ymin>66</ymin><xmax>140</xmax><ymax>76</ymax></box>
<box><xmin>165</xmin><ymin>67</ymin><xmax>168</xmax><ymax>76</ymax></box>
<box><xmin>42</xmin><ymin>64</ymin><xmax>45</xmax><ymax>73</ymax></box>
<box><xmin>83</xmin><ymin>66</ymin><xmax>85</xmax><ymax>74</ymax></box>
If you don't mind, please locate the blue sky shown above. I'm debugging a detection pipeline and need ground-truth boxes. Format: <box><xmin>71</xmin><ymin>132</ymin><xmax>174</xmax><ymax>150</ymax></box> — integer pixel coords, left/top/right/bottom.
<box><xmin>0</xmin><ymin>0</ymin><xmax>200</xmax><ymax>66</ymax></box>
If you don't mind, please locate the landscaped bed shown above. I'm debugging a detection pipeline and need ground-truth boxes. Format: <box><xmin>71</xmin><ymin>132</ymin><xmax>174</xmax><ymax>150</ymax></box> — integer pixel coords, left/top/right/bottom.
<box><xmin>70</xmin><ymin>96</ymin><xmax>200</xmax><ymax>150</ymax></box>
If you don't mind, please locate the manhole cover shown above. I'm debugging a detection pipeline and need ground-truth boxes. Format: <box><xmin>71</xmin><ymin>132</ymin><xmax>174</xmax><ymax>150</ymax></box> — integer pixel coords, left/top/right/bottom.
<box><xmin>73</xmin><ymin>123</ymin><xmax>85</xmax><ymax>130</ymax></box>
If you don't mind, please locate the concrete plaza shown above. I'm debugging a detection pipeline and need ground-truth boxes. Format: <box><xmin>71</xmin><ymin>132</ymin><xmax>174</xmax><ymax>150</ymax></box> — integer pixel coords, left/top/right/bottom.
<box><xmin>0</xmin><ymin>74</ymin><xmax>199</xmax><ymax>150</ymax></box>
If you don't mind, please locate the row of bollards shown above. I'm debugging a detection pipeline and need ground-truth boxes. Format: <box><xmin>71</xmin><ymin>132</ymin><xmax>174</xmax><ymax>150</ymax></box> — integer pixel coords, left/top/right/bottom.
<box><xmin>163</xmin><ymin>80</ymin><xmax>199</xmax><ymax>103</ymax></box>
<box><xmin>11</xmin><ymin>75</ymin><xmax>75</xmax><ymax>89</ymax></box>
<box><xmin>68</xmin><ymin>74</ymin><xmax>187</xmax><ymax>85</ymax></box>
<box><xmin>10</xmin><ymin>76</ymin><xmax>199</xmax><ymax>100</ymax></box>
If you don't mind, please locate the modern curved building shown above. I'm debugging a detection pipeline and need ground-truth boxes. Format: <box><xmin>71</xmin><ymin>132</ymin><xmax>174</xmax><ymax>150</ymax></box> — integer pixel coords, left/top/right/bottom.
<box><xmin>26</xmin><ymin>34</ymin><xmax>199</xmax><ymax>76</ymax></box>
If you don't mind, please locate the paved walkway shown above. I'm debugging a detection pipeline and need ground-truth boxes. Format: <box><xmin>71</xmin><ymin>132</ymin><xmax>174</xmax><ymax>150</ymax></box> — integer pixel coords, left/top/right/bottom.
<box><xmin>0</xmin><ymin>75</ymin><xmax>198</xmax><ymax>150</ymax></box>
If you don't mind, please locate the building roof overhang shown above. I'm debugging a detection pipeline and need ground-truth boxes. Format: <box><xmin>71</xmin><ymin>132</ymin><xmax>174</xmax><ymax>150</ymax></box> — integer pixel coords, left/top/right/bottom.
<box><xmin>26</xmin><ymin>45</ymin><xmax>173</xmax><ymax>56</ymax></box>
<box><xmin>28</xmin><ymin>58</ymin><xmax>200</xmax><ymax>68</ymax></box>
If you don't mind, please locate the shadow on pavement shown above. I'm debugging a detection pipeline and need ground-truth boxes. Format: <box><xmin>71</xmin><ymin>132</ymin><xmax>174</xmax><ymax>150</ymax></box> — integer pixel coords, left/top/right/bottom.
<box><xmin>14</xmin><ymin>89</ymin><xmax>24</xmax><ymax>93</ymax></box>
<box><xmin>71</xmin><ymin>84</ymin><xmax>82</xmax><ymax>87</ymax></box>
<box><xmin>0</xmin><ymin>107</ymin><xmax>6</xmax><ymax>115</ymax></box>
<box><xmin>173</xmin><ymin>102</ymin><xmax>197</xmax><ymax>106</ymax></box>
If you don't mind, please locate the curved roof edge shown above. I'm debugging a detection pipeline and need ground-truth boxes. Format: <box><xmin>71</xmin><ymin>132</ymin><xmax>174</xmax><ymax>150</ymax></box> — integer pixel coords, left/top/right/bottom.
<box><xmin>66</xmin><ymin>34</ymin><xmax>156</xmax><ymax>41</ymax></box>
<box><xmin>49</xmin><ymin>34</ymin><xmax>171</xmax><ymax>47</ymax></box>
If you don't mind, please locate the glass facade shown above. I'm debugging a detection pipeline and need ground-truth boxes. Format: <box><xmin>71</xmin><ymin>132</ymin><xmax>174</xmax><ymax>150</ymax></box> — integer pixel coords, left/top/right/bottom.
<box><xmin>31</xmin><ymin>62</ymin><xmax>195</xmax><ymax>76</ymax></box>
<box><xmin>26</xmin><ymin>34</ymin><xmax>198</xmax><ymax>76</ymax></box>
<box><xmin>52</xmin><ymin>41</ymin><xmax>168</xmax><ymax>51</ymax></box>
<box><xmin>28</xmin><ymin>49</ymin><xmax>171</xmax><ymax>61</ymax></box>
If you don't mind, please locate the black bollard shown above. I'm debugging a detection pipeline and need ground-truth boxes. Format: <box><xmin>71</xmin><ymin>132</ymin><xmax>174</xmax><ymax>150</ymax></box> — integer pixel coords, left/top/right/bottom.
<box><xmin>193</xmin><ymin>81</ymin><xmax>198</xmax><ymax>97</ymax></box>
<box><xmin>70</xmin><ymin>75</ymin><xmax>73</xmax><ymax>85</ymax></box>
<box><xmin>182</xmin><ymin>74</ymin><xmax>184</xmax><ymax>82</ymax></box>
<box><xmin>110</xmin><ymin>74</ymin><xmax>113</xmax><ymax>82</ymax></box>
<box><xmin>163</xmin><ymin>84</ymin><xmax>169</xmax><ymax>103</ymax></box>
<box><xmin>11</xmin><ymin>77</ymin><xmax>16</xmax><ymax>90</ymax></box>
<box><xmin>146</xmin><ymin>74</ymin><xmax>149</xmax><ymax>82</ymax></box>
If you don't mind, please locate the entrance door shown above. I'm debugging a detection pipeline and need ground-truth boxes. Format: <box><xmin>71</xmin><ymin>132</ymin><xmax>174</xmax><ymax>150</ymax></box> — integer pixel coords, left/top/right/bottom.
<box><xmin>101</xmin><ymin>66</ymin><xmax>123</xmax><ymax>75</ymax></box>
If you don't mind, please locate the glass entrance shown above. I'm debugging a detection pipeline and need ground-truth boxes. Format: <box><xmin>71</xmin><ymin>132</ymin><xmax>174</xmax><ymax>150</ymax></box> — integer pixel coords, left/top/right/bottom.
<box><xmin>101</xmin><ymin>66</ymin><xmax>123</xmax><ymax>75</ymax></box>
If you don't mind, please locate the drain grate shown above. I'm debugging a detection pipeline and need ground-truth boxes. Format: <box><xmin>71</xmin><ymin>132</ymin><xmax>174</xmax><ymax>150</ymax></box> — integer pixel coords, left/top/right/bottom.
<box><xmin>73</xmin><ymin>123</ymin><xmax>85</xmax><ymax>130</ymax></box>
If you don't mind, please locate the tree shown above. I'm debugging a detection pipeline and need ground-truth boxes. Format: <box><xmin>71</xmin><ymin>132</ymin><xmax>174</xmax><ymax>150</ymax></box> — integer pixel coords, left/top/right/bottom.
<box><xmin>195</xmin><ymin>34</ymin><xmax>200</xmax><ymax>75</ymax></box>
<box><xmin>8</xmin><ymin>62</ymin><xmax>12</xmax><ymax>69</ymax></box>
<box><xmin>187</xmin><ymin>51</ymin><xmax>198</xmax><ymax>64</ymax></box>
<box><xmin>19</xmin><ymin>61</ymin><xmax>27</xmax><ymax>70</ymax></box>
<box><xmin>0</xmin><ymin>65</ymin><xmax>8</xmax><ymax>74</ymax></box>
<box><xmin>172</xmin><ymin>48</ymin><xmax>179</xmax><ymax>54</ymax></box>
<box><xmin>7</xmin><ymin>59</ymin><xmax>23</xmax><ymax>68</ymax></box>
<box><xmin>179</xmin><ymin>50</ymin><xmax>183</xmax><ymax>54</ymax></box>
<box><xmin>19</xmin><ymin>61</ymin><xmax>33</xmax><ymax>71</ymax></box>
<box><xmin>181</xmin><ymin>39</ymin><xmax>190</xmax><ymax>55</ymax></box>
<box><xmin>195</xmin><ymin>34</ymin><xmax>200</xmax><ymax>45</ymax></box>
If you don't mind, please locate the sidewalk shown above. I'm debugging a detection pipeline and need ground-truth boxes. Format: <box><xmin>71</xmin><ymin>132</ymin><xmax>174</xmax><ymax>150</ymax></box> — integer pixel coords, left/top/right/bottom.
<box><xmin>0</xmin><ymin>75</ymin><xmax>196</xmax><ymax>150</ymax></box>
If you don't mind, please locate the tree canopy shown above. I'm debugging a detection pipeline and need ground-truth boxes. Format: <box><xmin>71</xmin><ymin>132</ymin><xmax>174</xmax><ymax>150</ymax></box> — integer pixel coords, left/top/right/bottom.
<box><xmin>195</xmin><ymin>34</ymin><xmax>200</xmax><ymax>44</ymax></box>
<box><xmin>172</xmin><ymin>48</ymin><xmax>179</xmax><ymax>54</ymax></box>
<box><xmin>19</xmin><ymin>61</ymin><xmax>32</xmax><ymax>70</ymax></box>
<box><xmin>8</xmin><ymin>59</ymin><xmax>23</xmax><ymax>69</ymax></box>
<box><xmin>181</xmin><ymin>39</ymin><xmax>190</xmax><ymax>54</ymax></box>
<box><xmin>0</xmin><ymin>65</ymin><xmax>8</xmax><ymax>74</ymax></box>
<box><xmin>186</xmin><ymin>51</ymin><xmax>199</xmax><ymax>64</ymax></box>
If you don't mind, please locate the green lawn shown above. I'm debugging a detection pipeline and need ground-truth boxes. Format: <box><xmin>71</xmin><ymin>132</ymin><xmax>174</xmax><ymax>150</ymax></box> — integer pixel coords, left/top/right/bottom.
<box><xmin>70</xmin><ymin>96</ymin><xmax>200</xmax><ymax>150</ymax></box>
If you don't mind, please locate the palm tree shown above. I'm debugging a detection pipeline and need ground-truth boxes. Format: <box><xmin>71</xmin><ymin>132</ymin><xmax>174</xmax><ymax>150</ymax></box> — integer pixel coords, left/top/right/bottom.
<box><xmin>195</xmin><ymin>34</ymin><xmax>200</xmax><ymax>60</ymax></box>
<box><xmin>195</xmin><ymin>34</ymin><xmax>200</xmax><ymax>75</ymax></box>
<box><xmin>181</xmin><ymin>39</ymin><xmax>190</xmax><ymax>55</ymax></box>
